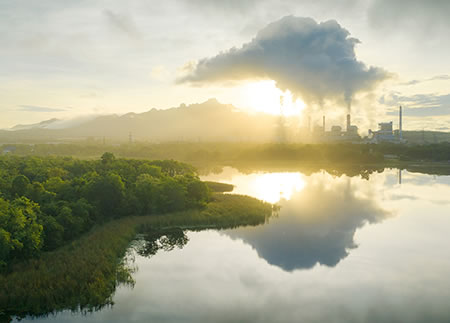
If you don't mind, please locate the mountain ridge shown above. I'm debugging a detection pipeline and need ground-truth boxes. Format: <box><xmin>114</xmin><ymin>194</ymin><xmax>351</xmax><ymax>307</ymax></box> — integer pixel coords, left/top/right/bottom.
<box><xmin>3</xmin><ymin>99</ymin><xmax>280</xmax><ymax>142</ymax></box>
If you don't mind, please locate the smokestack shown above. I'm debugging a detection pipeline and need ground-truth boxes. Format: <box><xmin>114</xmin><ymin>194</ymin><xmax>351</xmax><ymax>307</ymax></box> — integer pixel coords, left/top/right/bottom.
<box><xmin>399</xmin><ymin>105</ymin><xmax>402</xmax><ymax>140</ymax></box>
<box><xmin>346</xmin><ymin>114</ymin><xmax>351</xmax><ymax>132</ymax></box>
<box><xmin>323</xmin><ymin>115</ymin><xmax>326</xmax><ymax>132</ymax></box>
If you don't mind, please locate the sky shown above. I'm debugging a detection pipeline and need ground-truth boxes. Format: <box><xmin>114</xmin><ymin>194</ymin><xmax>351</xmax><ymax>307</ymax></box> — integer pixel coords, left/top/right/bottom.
<box><xmin>1</xmin><ymin>0</ymin><xmax>450</xmax><ymax>131</ymax></box>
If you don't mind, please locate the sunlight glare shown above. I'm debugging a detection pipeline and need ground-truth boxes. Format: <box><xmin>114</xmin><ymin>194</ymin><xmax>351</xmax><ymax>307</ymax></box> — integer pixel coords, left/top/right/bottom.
<box><xmin>231</xmin><ymin>172</ymin><xmax>306</xmax><ymax>204</ymax></box>
<box><xmin>243</xmin><ymin>80</ymin><xmax>305</xmax><ymax>116</ymax></box>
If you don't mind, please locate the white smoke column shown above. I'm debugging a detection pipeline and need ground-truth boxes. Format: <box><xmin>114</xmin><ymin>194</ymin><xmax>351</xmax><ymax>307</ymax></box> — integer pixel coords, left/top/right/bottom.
<box><xmin>179</xmin><ymin>16</ymin><xmax>391</xmax><ymax>109</ymax></box>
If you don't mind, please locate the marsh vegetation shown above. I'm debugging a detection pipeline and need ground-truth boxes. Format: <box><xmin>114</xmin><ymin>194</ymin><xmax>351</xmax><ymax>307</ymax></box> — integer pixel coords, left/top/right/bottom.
<box><xmin>0</xmin><ymin>153</ymin><xmax>272</xmax><ymax>320</ymax></box>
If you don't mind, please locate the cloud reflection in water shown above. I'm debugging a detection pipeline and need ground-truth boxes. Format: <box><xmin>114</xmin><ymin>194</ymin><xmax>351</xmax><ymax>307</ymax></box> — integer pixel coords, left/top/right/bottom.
<box><xmin>226</xmin><ymin>175</ymin><xmax>390</xmax><ymax>271</ymax></box>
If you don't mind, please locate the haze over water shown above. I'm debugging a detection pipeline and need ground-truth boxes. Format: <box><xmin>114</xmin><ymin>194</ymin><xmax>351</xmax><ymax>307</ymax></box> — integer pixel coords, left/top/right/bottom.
<box><xmin>18</xmin><ymin>167</ymin><xmax>450</xmax><ymax>323</ymax></box>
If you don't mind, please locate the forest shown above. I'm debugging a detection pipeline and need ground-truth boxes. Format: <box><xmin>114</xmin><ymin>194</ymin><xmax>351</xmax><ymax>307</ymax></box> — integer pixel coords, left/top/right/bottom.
<box><xmin>0</xmin><ymin>153</ymin><xmax>211</xmax><ymax>267</ymax></box>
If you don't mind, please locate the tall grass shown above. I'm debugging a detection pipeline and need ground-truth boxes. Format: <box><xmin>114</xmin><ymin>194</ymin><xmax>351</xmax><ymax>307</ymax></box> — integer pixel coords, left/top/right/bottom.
<box><xmin>0</xmin><ymin>194</ymin><xmax>272</xmax><ymax>320</ymax></box>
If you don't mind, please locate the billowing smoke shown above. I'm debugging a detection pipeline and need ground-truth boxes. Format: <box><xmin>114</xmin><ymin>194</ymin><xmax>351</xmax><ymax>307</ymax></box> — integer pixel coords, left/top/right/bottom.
<box><xmin>178</xmin><ymin>16</ymin><xmax>390</xmax><ymax>110</ymax></box>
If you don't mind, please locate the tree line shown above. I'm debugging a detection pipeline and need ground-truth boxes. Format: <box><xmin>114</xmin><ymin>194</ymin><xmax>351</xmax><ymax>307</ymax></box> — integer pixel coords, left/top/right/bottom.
<box><xmin>4</xmin><ymin>142</ymin><xmax>449</xmax><ymax>165</ymax></box>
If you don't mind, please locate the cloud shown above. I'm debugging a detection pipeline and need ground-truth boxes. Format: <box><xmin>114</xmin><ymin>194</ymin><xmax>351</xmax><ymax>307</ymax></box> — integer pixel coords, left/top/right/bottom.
<box><xmin>431</xmin><ymin>75</ymin><xmax>450</xmax><ymax>81</ymax></box>
<box><xmin>103</xmin><ymin>9</ymin><xmax>140</xmax><ymax>38</ymax></box>
<box><xmin>387</xmin><ymin>106</ymin><xmax>450</xmax><ymax>117</ymax></box>
<box><xmin>368</xmin><ymin>0</ymin><xmax>450</xmax><ymax>37</ymax></box>
<box><xmin>226</xmin><ymin>177</ymin><xmax>389</xmax><ymax>271</ymax></box>
<box><xmin>382</xmin><ymin>93</ymin><xmax>450</xmax><ymax>117</ymax></box>
<box><xmin>178</xmin><ymin>16</ymin><xmax>390</xmax><ymax>109</ymax></box>
<box><xmin>400</xmin><ymin>74</ymin><xmax>450</xmax><ymax>86</ymax></box>
<box><xmin>17</xmin><ymin>105</ymin><xmax>67</xmax><ymax>112</ymax></box>
<box><xmin>436</xmin><ymin>126</ymin><xmax>450</xmax><ymax>131</ymax></box>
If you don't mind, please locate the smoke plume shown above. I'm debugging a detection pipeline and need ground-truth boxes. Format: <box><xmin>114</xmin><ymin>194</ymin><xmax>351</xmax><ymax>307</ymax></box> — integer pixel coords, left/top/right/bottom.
<box><xmin>178</xmin><ymin>16</ymin><xmax>390</xmax><ymax>110</ymax></box>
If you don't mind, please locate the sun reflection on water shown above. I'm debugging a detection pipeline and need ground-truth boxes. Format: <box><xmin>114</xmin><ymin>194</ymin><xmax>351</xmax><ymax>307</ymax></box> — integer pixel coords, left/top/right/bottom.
<box><xmin>204</xmin><ymin>169</ymin><xmax>306</xmax><ymax>203</ymax></box>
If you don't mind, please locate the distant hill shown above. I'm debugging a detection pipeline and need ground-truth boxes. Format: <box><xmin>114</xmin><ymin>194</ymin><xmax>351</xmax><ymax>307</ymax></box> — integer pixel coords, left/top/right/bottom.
<box><xmin>398</xmin><ymin>130</ymin><xmax>450</xmax><ymax>144</ymax></box>
<box><xmin>10</xmin><ymin>118</ymin><xmax>60</xmax><ymax>131</ymax></box>
<box><xmin>1</xmin><ymin>99</ymin><xmax>285</xmax><ymax>143</ymax></box>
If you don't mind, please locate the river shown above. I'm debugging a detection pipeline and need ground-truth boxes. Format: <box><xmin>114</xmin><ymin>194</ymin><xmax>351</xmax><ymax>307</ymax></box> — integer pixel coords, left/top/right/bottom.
<box><xmin>15</xmin><ymin>167</ymin><xmax>450</xmax><ymax>322</ymax></box>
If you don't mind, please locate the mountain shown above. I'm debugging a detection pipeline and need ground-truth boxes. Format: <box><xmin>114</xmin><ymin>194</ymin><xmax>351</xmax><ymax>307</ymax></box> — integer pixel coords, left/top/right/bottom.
<box><xmin>10</xmin><ymin>118</ymin><xmax>60</xmax><ymax>131</ymax></box>
<box><xmin>1</xmin><ymin>99</ymin><xmax>285</xmax><ymax>143</ymax></box>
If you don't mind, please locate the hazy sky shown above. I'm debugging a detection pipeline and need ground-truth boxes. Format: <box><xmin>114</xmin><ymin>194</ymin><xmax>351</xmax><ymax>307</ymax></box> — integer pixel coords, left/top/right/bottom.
<box><xmin>1</xmin><ymin>0</ymin><xmax>450</xmax><ymax>130</ymax></box>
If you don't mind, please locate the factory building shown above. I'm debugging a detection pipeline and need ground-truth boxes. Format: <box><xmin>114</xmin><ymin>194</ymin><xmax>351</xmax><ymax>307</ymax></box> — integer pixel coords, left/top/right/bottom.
<box><xmin>308</xmin><ymin>105</ymin><xmax>405</xmax><ymax>144</ymax></box>
<box><xmin>319</xmin><ymin>114</ymin><xmax>361</xmax><ymax>142</ymax></box>
<box><xmin>369</xmin><ymin>122</ymin><xmax>395</xmax><ymax>141</ymax></box>
<box><xmin>368</xmin><ymin>106</ymin><xmax>404</xmax><ymax>143</ymax></box>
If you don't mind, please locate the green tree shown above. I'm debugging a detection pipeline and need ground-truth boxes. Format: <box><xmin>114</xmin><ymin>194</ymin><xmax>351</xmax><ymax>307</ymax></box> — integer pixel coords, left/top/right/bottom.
<box><xmin>0</xmin><ymin>228</ymin><xmax>11</xmax><ymax>266</ymax></box>
<box><xmin>186</xmin><ymin>180</ymin><xmax>210</xmax><ymax>207</ymax></box>
<box><xmin>86</xmin><ymin>173</ymin><xmax>125</xmax><ymax>217</ymax></box>
<box><xmin>134</xmin><ymin>174</ymin><xmax>159</xmax><ymax>214</ymax></box>
<box><xmin>0</xmin><ymin>197</ymin><xmax>43</xmax><ymax>261</ymax></box>
<box><xmin>27</xmin><ymin>182</ymin><xmax>55</xmax><ymax>204</ymax></box>
<box><xmin>44</xmin><ymin>176</ymin><xmax>66</xmax><ymax>194</ymax></box>
<box><xmin>0</xmin><ymin>198</ymin><xmax>11</xmax><ymax>265</ymax></box>
<box><xmin>56</xmin><ymin>205</ymin><xmax>84</xmax><ymax>240</ymax></box>
<box><xmin>72</xmin><ymin>198</ymin><xmax>93</xmax><ymax>230</ymax></box>
<box><xmin>158</xmin><ymin>178</ymin><xmax>187</xmax><ymax>212</ymax></box>
<box><xmin>101</xmin><ymin>152</ymin><xmax>116</xmax><ymax>165</ymax></box>
<box><xmin>11</xmin><ymin>175</ymin><xmax>30</xmax><ymax>197</ymax></box>
<box><xmin>137</xmin><ymin>164</ymin><xmax>162</xmax><ymax>178</ymax></box>
<box><xmin>47</xmin><ymin>167</ymin><xmax>69</xmax><ymax>180</ymax></box>
<box><xmin>39</xmin><ymin>215</ymin><xmax>64</xmax><ymax>251</ymax></box>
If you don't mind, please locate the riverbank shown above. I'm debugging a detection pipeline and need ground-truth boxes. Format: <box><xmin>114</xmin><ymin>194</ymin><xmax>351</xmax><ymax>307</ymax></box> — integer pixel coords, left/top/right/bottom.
<box><xmin>202</xmin><ymin>159</ymin><xmax>450</xmax><ymax>177</ymax></box>
<box><xmin>0</xmin><ymin>193</ymin><xmax>272</xmax><ymax>321</ymax></box>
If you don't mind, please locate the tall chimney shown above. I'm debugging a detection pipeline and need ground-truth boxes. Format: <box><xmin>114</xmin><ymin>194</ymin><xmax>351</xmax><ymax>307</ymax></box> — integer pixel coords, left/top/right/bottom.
<box><xmin>399</xmin><ymin>105</ymin><xmax>402</xmax><ymax>140</ymax></box>
<box><xmin>323</xmin><ymin>115</ymin><xmax>326</xmax><ymax>132</ymax></box>
<box><xmin>346</xmin><ymin>114</ymin><xmax>351</xmax><ymax>132</ymax></box>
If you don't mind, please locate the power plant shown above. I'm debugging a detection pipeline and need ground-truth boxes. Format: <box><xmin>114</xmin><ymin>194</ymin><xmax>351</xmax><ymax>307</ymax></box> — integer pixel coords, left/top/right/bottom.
<box><xmin>309</xmin><ymin>105</ymin><xmax>404</xmax><ymax>143</ymax></box>
<box><xmin>314</xmin><ymin>113</ymin><xmax>360</xmax><ymax>142</ymax></box>
<box><xmin>368</xmin><ymin>105</ymin><xmax>404</xmax><ymax>143</ymax></box>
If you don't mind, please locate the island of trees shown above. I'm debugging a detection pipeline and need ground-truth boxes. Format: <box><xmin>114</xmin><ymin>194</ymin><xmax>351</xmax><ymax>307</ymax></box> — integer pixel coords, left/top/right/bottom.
<box><xmin>0</xmin><ymin>153</ymin><xmax>211</xmax><ymax>264</ymax></box>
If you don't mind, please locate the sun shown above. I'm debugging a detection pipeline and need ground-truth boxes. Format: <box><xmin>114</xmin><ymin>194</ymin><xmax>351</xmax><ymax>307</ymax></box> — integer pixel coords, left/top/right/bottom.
<box><xmin>232</xmin><ymin>172</ymin><xmax>307</xmax><ymax>204</ymax></box>
<box><xmin>243</xmin><ymin>80</ymin><xmax>305</xmax><ymax>116</ymax></box>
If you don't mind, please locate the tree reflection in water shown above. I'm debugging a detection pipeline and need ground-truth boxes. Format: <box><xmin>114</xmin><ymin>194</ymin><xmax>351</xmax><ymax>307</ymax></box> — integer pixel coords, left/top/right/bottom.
<box><xmin>135</xmin><ymin>228</ymin><xmax>189</xmax><ymax>258</ymax></box>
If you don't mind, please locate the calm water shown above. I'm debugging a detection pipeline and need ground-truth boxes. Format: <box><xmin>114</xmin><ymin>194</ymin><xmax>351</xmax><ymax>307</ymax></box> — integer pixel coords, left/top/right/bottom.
<box><xmin>17</xmin><ymin>168</ymin><xmax>450</xmax><ymax>322</ymax></box>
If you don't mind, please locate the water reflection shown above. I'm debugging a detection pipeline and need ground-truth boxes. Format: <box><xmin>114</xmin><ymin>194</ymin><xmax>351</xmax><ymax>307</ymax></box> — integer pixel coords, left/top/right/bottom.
<box><xmin>388</xmin><ymin>170</ymin><xmax>450</xmax><ymax>204</ymax></box>
<box><xmin>203</xmin><ymin>168</ymin><xmax>307</xmax><ymax>203</ymax></box>
<box><xmin>225</xmin><ymin>175</ymin><xmax>390</xmax><ymax>270</ymax></box>
<box><xmin>9</xmin><ymin>167</ymin><xmax>450</xmax><ymax>323</ymax></box>
<box><xmin>135</xmin><ymin>228</ymin><xmax>189</xmax><ymax>258</ymax></box>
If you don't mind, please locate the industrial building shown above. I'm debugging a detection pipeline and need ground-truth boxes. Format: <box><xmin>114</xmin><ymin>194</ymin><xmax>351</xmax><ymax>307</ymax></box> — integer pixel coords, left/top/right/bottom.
<box><xmin>368</xmin><ymin>106</ymin><xmax>404</xmax><ymax>143</ymax></box>
<box><xmin>317</xmin><ymin>114</ymin><xmax>361</xmax><ymax>142</ymax></box>
<box><xmin>310</xmin><ymin>105</ymin><xmax>404</xmax><ymax>144</ymax></box>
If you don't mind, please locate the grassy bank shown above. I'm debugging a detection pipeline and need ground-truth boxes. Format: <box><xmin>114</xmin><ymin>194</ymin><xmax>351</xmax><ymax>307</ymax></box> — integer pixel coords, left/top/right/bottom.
<box><xmin>204</xmin><ymin>181</ymin><xmax>234</xmax><ymax>192</ymax></box>
<box><xmin>0</xmin><ymin>216</ymin><xmax>141</xmax><ymax>319</ymax></box>
<box><xmin>142</xmin><ymin>194</ymin><xmax>272</xmax><ymax>230</ymax></box>
<box><xmin>0</xmin><ymin>193</ymin><xmax>272</xmax><ymax>320</ymax></box>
